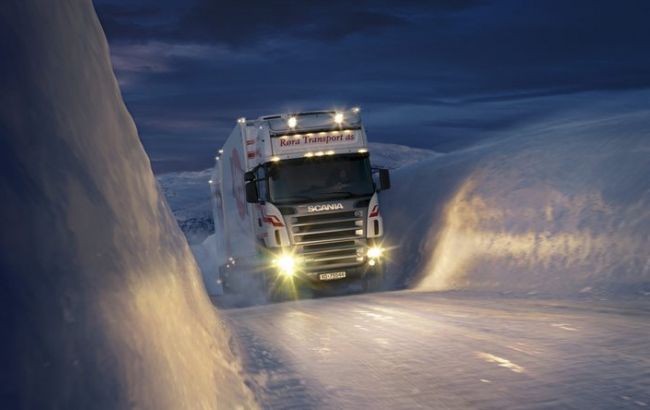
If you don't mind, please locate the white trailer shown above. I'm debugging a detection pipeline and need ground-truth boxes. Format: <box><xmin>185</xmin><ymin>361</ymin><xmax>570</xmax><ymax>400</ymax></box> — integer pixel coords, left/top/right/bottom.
<box><xmin>210</xmin><ymin>108</ymin><xmax>390</xmax><ymax>298</ymax></box>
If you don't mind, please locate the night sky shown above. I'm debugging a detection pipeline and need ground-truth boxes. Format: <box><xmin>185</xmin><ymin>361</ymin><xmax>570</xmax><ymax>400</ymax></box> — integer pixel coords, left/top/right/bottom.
<box><xmin>94</xmin><ymin>0</ymin><xmax>650</xmax><ymax>173</ymax></box>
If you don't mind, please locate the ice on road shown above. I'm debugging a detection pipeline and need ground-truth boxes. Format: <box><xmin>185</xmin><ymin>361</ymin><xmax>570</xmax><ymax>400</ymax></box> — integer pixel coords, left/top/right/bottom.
<box><xmin>222</xmin><ymin>291</ymin><xmax>650</xmax><ymax>409</ymax></box>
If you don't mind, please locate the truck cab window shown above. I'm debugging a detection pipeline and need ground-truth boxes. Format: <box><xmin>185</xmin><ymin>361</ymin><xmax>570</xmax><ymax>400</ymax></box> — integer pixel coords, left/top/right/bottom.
<box><xmin>256</xmin><ymin>166</ymin><xmax>268</xmax><ymax>201</ymax></box>
<box><xmin>267</xmin><ymin>155</ymin><xmax>374</xmax><ymax>204</ymax></box>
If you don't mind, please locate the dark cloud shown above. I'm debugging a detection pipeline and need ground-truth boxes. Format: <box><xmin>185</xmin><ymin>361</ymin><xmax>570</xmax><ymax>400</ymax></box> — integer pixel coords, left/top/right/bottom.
<box><xmin>94</xmin><ymin>0</ymin><xmax>650</xmax><ymax>172</ymax></box>
<box><xmin>174</xmin><ymin>1</ymin><xmax>421</xmax><ymax>46</ymax></box>
<box><xmin>96</xmin><ymin>0</ymin><xmax>483</xmax><ymax>46</ymax></box>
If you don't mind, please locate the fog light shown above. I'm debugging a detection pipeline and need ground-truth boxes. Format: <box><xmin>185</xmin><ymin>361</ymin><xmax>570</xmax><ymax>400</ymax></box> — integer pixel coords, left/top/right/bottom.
<box><xmin>273</xmin><ymin>254</ymin><xmax>298</xmax><ymax>277</ymax></box>
<box><xmin>367</xmin><ymin>246</ymin><xmax>383</xmax><ymax>259</ymax></box>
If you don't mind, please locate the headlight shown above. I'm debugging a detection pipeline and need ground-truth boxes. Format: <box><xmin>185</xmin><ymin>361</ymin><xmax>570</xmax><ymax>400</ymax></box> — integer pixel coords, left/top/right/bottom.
<box><xmin>273</xmin><ymin>254</ymin><xmax>298</xmax><ymax>277</ymax></box>
<box><xmin>367</xmin><ymin>246</ymin><xmax>383</xmax><ymax>259</ymax></box>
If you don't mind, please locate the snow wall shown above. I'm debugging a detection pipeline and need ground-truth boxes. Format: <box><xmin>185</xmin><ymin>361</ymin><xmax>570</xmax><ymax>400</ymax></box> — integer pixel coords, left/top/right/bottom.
<box><xmin>0</xmin><ymin>2</ymin><xmax>256</xmax><ymax>408</ymax></box>
<box><xmin>383</xmin><ymin>103</ymin><xmax>650</xmax><ymax>297</ymax></box>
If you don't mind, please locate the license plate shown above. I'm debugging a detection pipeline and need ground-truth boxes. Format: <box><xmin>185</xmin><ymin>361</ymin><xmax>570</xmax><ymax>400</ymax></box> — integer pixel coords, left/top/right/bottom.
<box><xmin>319</xmin><ymin>271</ymin><xmax>347</xmax><ymax>281</ymax></box>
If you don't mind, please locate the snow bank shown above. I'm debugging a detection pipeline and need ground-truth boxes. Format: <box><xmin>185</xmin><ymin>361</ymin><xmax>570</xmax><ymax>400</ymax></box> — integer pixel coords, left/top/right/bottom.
<box><xmin>383</xmin><ymin>104</ymin><xmax>650</xmax><ymax>297</ymax></box>
<box><xmin>0</xmin><ymin>2</ymin><xmax>255</xmax><ymax>408</ymax></box>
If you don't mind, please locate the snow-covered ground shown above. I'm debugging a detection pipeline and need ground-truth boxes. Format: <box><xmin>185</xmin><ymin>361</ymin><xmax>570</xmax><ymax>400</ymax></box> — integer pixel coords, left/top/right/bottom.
<box><xmin>0</xmin><ymin>2</ymin><xmax>254</xmax><ymax>408</ymax></box>
<box><xmin>225</xmin><ymin>291</ymin><xmax>650</xmax><ymax>409</ymax></box>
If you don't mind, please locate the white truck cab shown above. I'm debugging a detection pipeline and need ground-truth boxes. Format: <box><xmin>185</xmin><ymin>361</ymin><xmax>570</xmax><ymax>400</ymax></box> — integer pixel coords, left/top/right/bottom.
<box><xmin>211</xmin><ymin>108</ymin><xmax>390</xmax><ymax>298</ymax></box>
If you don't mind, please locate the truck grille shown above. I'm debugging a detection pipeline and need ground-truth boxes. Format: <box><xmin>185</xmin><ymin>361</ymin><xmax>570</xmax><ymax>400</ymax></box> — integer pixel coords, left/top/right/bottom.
<box><xmin>290</xmin><ymin>210</ymin><xmax>366</xmax><ymax>272</ymax></box>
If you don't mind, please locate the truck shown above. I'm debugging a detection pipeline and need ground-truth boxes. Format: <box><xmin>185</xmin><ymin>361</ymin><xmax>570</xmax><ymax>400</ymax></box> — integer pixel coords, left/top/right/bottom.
<box><xmin>210</xmin><ymin>108</ymin><xmax>390</xmax><ymax>300</ymax></box>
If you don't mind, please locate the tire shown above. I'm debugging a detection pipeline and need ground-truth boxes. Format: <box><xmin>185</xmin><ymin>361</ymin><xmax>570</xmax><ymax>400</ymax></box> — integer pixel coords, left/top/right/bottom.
<box><xmin>363</xmin><ymin>272</ymin><xmax>383</xmax><ymax>293</ymax></box>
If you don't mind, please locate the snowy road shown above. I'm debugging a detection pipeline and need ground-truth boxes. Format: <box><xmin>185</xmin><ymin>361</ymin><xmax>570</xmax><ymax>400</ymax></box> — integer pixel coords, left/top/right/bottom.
<box><xmin>220</xmin><ymin>291</ymin><xmax>650</xmax><ymax>409</ymax></box>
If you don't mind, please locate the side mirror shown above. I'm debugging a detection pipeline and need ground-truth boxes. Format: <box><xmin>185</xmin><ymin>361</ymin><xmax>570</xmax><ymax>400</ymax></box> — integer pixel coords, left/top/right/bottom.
<box><xmin>379</xmin><ymin>168</ymin><xmax>391</xmax><ymax>191</ymax></box>
<box><xmin>245</xmin><ymin>181</ymin><xmax>259</xmax><ymax>203</ymax></box>
<box><xmin>244</xmin><ymin>171</ymin><xmax>255</xmax><ymax>182</ymax></box>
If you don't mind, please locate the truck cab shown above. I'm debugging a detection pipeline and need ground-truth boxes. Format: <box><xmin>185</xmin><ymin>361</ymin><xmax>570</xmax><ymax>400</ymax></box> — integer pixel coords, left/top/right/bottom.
<box><xmin>211</xmin><ymin>108</ymin><xmax>390</xmax><ymax>298</ymax></box>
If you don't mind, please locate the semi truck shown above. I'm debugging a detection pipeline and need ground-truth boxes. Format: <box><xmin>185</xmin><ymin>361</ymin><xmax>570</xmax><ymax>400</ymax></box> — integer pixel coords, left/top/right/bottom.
<box><xmin>210</xmin><ymin>108</ymin><xmax>390</xmax><ymax>300</ymax></box>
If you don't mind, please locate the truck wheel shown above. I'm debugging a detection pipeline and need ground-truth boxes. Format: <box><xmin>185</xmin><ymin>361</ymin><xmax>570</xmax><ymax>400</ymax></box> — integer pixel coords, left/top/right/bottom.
<box><xmin>363</xmin><ymin>272</ymin><xmax>383</xmax><ymax>293</ymax></box>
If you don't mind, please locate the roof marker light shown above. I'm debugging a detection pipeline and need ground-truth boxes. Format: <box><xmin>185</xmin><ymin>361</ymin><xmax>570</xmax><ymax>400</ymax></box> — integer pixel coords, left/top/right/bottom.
<box><xmin>218</xmin><ymin>149</ymin><xmax>223</xmax><ymax>154</ymax></box>
<box><xmin>334</xmin><ymin>112</ymin><xmax>344</xmax><ymax>124</ymax></box>
<box><xmin>237</xmin><ymin>117</ymin><xmax>246</xmax><ymax>124</ymax></box>
<box><xmin>352</xmin><ymin>107</ymin><xmax>360</xmax><ymax>113</ymax></box>
<box><xmin>287</xmin><ymin>116</ymin><xmax>297</xmax><ymax>128</ymax></box>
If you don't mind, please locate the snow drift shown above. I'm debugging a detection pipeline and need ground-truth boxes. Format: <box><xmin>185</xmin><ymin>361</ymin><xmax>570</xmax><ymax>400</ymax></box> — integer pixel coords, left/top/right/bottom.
<box><xmin>0</xmin><ymin>2</ymin><xmax>255</xmax><ymax>408</ymax></box>
<box><xmin>383</xmin><ymin>102</ymin><xmax>650</xmax><ymax>297</ymax></box>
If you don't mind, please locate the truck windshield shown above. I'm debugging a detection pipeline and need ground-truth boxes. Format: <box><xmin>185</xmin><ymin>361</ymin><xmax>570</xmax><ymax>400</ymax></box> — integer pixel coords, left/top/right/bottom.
<box><xmin>267</xmin><ymin>155</ymin><xmax>374</xmax><ymax>204</ymax></box>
